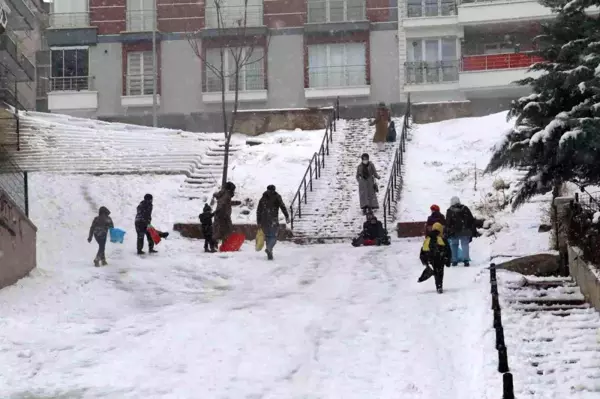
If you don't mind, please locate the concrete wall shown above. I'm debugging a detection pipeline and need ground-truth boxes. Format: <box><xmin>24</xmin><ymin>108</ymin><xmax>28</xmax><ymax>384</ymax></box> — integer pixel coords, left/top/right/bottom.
<box><xmin>370</xmin><ymin>30</ymin><xmax>400</xmax><ymax>106</ymax></box>
<box><xmin>161</xmin><ymin>39</ymin><xmax>203</xmax><ymax>115</ymax></box>
<box><xmin>0</xmin><ymin>188</ymin><xmax>37</xmax><ymax>289</ymax></box>
<box><xmin>93</xmin><ymin>42</ymin><xmax>123</xmax><ymax>117</ymax></box>
<box><xmin>568</xmin><ymin>246</ymin><xmax>600</xmax><ymax>312</ymax></box>
<box><xmin>411</xmin><ymin>100</ymin><xmax>473</xmax><ymax>123</ymax></box>
<box><xmin>267</xmin><ymin>34</ymin><xmax>305</xmax><ymax>109</ymax></box>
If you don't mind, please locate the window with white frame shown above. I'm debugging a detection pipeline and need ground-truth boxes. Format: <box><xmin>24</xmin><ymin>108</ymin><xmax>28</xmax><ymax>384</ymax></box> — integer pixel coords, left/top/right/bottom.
<box><xmin>50</xmin><ymin>47</ymin><xmax>90</xmax><ymax>91</ymax></box>
<box><xmin>307</xmin><ymin>43</ymin><xmax>366</xmax><ymax>88</ymax></box>
<box><xmin>51</xmin><ymin>0</ymin><xmax>89</xmax><ymax>28</ymax></box>
<box><xmin>406</xmin><ymin>37</ymin><xmax>458</xmax><ymax>84</ymax></box>
<box><xmin>127</xmin><ymin>0</ymin><xmax>155</xmax><ymax>31</ymax></box>
<box><xmin>205</xmin><ymin>0</ymin><xmax>263</xmax><ymax>29</ymax></box>
<box><xmin>126</xmin><ymin>51</ymin><xmax>154</xmax><ymax>96</ymax></box>
<box><xmin>406</xmin><ymin>0</ymin><xmax>455</xmax><ymax>17</ymax></box>
<box><xmin>204</xmin><ymin>47</ymin><xmax>265</xmax><ymax>92</ymax></box>
<box><xmin>306</xmin><ymin>0</ymin><xmax>365</xmax><ymax>23</ymax></box>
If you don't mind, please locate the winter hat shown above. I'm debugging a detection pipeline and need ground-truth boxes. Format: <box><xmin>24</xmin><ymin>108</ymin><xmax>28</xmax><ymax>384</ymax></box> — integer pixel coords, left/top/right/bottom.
<box><xmin>267</xmin><ymin>184</ymin><xmax>276</xmax><ymax>192</ymax></box>
<box><xmin>203</xmin><ymin>203</ymin><xmax>211</xmax><ymax>212</ymax></box>
<box><xmin>430</xmin><ymin>204</ymin><xmax>440</xmax><ymax>212</ymax></box>
<box><xmin>361</xmin><ymin>153</ymin><xmax>369</xmax><ymax>160</ymax></box>
<box><xmin>99</xmin><ymin>206</ymin><xmax>110</xmax><ymax>215</ymax></box>
<box><xmin>450</xmin><ymin>196</ymin><xmax>460</xmax><ymax>206</ymax></box>
<box><xmin>144</xmin><ymin>193</ymin><xmax>153</xmax><ymax>201</ymax></box>
<box><xmin>225</xmin><ymin>182</ymin><xmax>236</xmax><ymax>191</ymax></box>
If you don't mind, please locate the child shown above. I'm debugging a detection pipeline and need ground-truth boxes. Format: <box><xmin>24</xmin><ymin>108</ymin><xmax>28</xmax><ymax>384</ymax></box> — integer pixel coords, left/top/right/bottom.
<box><xmin>424</xmin><ymin>204</ymin><xmax>446</xmax><ymax>235</ymax></box>
<box><xmin>88</xmin><ymin>206</ymin><xmax>114</xmax><ymax>267</ymax></box>
<box><xmin>419</xmin><ymin>222</ymin><xmax>451</xmax><ymax>294</ymax></box>
<box><xmin>199</xmin><ymin>204</ymin><xmax>217</xmax><ymax>252</ymax></box>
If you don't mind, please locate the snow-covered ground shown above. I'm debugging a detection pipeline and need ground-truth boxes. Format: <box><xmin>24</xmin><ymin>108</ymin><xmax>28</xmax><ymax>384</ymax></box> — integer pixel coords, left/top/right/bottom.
<box><xmin>2</xmin><ymin>111</ymin><xmax>597</xmax><ymax>398</ymax></box>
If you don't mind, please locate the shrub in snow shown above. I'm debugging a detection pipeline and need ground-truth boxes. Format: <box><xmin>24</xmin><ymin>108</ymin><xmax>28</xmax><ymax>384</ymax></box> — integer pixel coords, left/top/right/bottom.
<box><xmin>594</xmin><ymin>211</ymin><xmax>600</xmax><ymax>224</ymax></box>
<box><xmin>486</xmin><ymin>4</ymin><xmax>600</xmax><ymax>209</ymax></box>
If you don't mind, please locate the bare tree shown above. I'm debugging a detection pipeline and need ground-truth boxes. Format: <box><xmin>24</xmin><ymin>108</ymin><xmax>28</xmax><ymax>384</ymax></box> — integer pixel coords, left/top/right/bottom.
<box><xmin>188</xmin><ymin>0</ymin><xmax>270</xmax><ymax>186</ymax></box>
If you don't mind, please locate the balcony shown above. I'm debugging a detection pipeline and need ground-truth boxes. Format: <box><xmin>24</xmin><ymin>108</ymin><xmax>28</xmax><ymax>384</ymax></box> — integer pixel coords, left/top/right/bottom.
<box><xmin>0</xmin><ymin>33</ymin><xmax>35</xmax><ymax>82</ymax></box>
<box><xmin>126</xmin><ymin>10</ymin><xmax>156</xmax><ymax>32</ymax></box>
<box><xmin>121</xmin><ymin>74</ymin><xmax>160</xmax><ymax>107</ymax></box>
<box><xmin>457</xmin><ymin>0</ymin><xmax>553</xmax><ymax>25</ymax></box>
<box><xmin>404</xmin><ymin>61</ymin><xmax>460</xmax><ymax>91</ymax></box>
<box><xmin>406</xmin><ymin>2</ymin><xmax>456</xmax><ymax>17</ymax></box>
<box><xmin>305</xmin><ymin>65</ymin><xmax>370</xmax><ymax>99</ymax></box>
<box><xmin>49</xmin><ymin>12</ymin><xmax>90</xmax><ymax>29</ymax></box>
<box><xmin>403</xmin><ymin>1</ymin><xmax>458</xmax><ymax>29</ymax></box>
<box><xmin>204</xmin><ymin>4</ymin><xmax>264</xmax><ymax>29</ymax></box>
<box><xmin>47</xmin><ymin>76</ymin><xmax>98</xmax><ymax>111</ymax></box>
<box><xmin>459</xmin><ymin>52</ymin><xmax>544</xmax><ymax>90</ymax></box>
<box><xmin>202</xmin><ymin>73</ymin><xmax>267</xmax><ymax>103</ymax></box>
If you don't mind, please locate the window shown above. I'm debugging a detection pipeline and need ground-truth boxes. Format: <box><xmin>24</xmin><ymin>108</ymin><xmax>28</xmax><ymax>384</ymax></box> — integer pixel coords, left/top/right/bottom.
<box><xmin>406</xmin><ymin>0</ymin><xmax>455</xmax><ymax>17</ymax></box>
<box><xmin>406</xmin><ymin>37</ymin><xmax>458</xmax><ymax>84</ymax></box>
<box><xmin>204</xmin><ymin>47</ymin><xmax>265</xmax><ymax>92</ymax></box>
<box><xmin>51</xmin><ymin>0</ymin><xmax>89</xmax><ymax>28</ymax></box>
<box><xmin>307</xmin><ymin>0</ymin><xmax>365</xmax><ymax>23</ymax></box>
<box><xmin>127</xmin><ymin>0</ymin><xmax>155</xmax><ymax>31</ymax></box>
<box><xmin>483</xmin><ymin>43</ymin><xmax>516</xmax><ymax>55</ymax></box>
<box><xmin>205</xmin><ymin>0</ymin><xmax>263</xmax><ymax>29</ymax></box>
<box><xmin>50</xmin><ymin>47</ymin><xmax>89</xmax><ymax>91</ymax></box>
<box><xmin>126</xmin><ymin>51</ymin><xmax>154</xmax><ymax>96</ymax></box>
<box><xmin>307</xmin><ymin>43</ymin><xmax>366</xmax><ymax>88</ymax></box>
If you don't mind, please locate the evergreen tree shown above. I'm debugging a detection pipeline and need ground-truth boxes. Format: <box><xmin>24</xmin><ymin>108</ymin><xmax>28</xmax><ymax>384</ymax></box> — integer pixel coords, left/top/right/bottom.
<box><xmin>486</xmin><ymin>4</ymin><xmax>600</xmax><ymax>208</ymax></box>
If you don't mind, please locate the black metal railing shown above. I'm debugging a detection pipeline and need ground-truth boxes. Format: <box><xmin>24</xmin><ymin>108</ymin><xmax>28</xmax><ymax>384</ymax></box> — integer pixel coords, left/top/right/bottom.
<box><xmin>289</xmin><ymin>97</ymin><xmax>340</xmax><ymax>230</ymax></box>
<box><xmin>382</xmin><ymin>94</ymin><xmax>411</xmax><ymax>231</ymax></box>
<box><xmin>0</xmin><ymin>144</ymin><xmax>28</xmax><ymax>216</ymax></box>
<box><xmin>489</xmin><ymin>263</ymin><xmax>515</xmax><ymax>399</ymax></box>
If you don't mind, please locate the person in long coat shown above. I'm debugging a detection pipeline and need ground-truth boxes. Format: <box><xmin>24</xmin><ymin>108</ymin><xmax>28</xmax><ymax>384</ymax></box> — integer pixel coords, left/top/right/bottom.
<box><xmin>356</xmin><ymin>153</ymin><xmax>380</xmax><ymax>214</ymax></box>
<box><xmin>370</xmin><ymin>102</ymin><xmax>390</xmax><ymax>151</ymax></box>
<box><xmin>213</xmin><ymin>181</ymin><xmax>236</xmax><ymax>243</ymax></box>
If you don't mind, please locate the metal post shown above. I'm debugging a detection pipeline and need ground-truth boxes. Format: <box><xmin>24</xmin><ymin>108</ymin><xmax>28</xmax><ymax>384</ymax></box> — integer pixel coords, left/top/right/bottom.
<box><xmin>152</xmin><ymin>0</ymin><xmax>158</xmax><ymax>127</ymax></box>
<box><xmin>24</xmin><ymin>171</ymin><xmax>28</xmax><ymax>217</ymax></box>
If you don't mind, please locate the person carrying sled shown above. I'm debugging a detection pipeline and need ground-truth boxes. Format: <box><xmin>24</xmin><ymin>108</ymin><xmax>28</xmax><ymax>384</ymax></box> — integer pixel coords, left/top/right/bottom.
<box><xmin>199</xmin><ymin>204</ymin><xmax>217</xmax><ymax>253</ymax></box>
<box><xmin>135</xmin><ymin>193</ymin><xmax>156</xmax><ymax>255</ymax></box>
<box><xmin>356</xmin><ymin>153</ymin><xmax>380</xmax><ymax>215</ymax></box>
<box><xmin>213</xmin><ymin>182</ymin><xmax>235</xmax><ymax>245</ymax></box>
<box><xmin>352</xmin><ymin>211</ymin><xmax>390</xmax><ymax>247</ymax></box>
<box><xmin>370</xmin><ymin>102</ymin><xmax>390</xmax><ymax>151</ymax></box>
<box><xmin>424</xmin><ymin>204</ymin><xmax>446</xmax><ymax>235</ymax></box>
<box><xmin>419</xmin><ymin>222</ymin><xmax>451</xmax><ymax>294</ymax></box>
<box><xmin>257</xmin><ymin>184</ymin><xmax>290</xmax><ymax>260</ymax></box>
<box><xmin>445</xmin><ymin>196</ymin><xmax>475</xmax><ymax>266</ymax></box>
<box><xmin>88</xmin><ymin>206</ymin><xmax>114</xmax><ymax>267</ymax></box>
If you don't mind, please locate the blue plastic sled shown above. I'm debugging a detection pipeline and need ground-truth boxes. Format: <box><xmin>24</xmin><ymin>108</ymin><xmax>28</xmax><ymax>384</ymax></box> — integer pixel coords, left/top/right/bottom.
<box><xmin>109</xmin><ymin>228</ymin><xmax>126</xmax><ymax>244</ymax></box>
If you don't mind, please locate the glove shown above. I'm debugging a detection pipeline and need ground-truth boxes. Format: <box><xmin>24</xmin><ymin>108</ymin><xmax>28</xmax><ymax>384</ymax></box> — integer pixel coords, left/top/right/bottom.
<box><xmin>87</xmin><ymin>237</ymin><xmax>92</xmax><ymax>243</ymax></box>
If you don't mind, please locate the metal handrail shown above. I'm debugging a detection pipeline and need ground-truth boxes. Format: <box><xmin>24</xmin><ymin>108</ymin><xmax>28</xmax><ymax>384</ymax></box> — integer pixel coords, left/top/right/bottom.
<box><xmin>382</xmin><ymin>94</ymin><xmax>411</xmax><ymax>231</ymax></box>
<box><xmin>289</xmin><ymin>97</ymin><xmax>340</xmax><ymax>230</ymax></box>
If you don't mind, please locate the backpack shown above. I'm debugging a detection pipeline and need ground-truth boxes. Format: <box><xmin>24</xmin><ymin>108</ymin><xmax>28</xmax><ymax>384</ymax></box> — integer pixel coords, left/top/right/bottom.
<box><xmin>386</xmin><ymin>121</ymin><xmax>397</xmax><ymax>142</ymax></box>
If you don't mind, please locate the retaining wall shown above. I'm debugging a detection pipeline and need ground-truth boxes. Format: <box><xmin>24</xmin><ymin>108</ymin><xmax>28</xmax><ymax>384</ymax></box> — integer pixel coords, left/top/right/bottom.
<box><xmin>568</xmin><ymin>245</ymin><xmax>600</xmax><ymax>312</ymax></box>
<box><xmin>0</xmin><ymin>188</ymin><xmax>36</xmax><ymax>289</ymax></box>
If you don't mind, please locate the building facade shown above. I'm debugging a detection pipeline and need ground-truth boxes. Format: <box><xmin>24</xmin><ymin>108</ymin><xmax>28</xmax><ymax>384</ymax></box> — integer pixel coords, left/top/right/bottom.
<box><xmin>37</xmin><ymin>0</ymin><xmax>549</xmax><ymax>128</ymax></box>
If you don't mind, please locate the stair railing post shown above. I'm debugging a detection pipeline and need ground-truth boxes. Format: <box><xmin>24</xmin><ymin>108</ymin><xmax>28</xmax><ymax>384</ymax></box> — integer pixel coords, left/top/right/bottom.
<box><xmin>303</xmin><ymin>178</ymin><xmax>307</xmax><ymax>204</ymax></box>
<box><xmin>315</xmin><ymin>153</ymin><xmax>320</xmax><ymax>179</ymax></box>
<box><xmin>298</xmin><ymin>196</ymin><xmax>302</xmax><ymax>218</ymax></box>
<box><xmin>290</xmin><ymin>205</ymin><xmax>294</xmax><ymax>230</ymax></box>
<box><xmin>309</xmin><ymin>163</ymin><xmax>313</xmax><ymax>191</ymax></box>
<box><xmin>24</xmin><ymin>170</ymin><xmax>28</xmax><ymax>217</ymax></box>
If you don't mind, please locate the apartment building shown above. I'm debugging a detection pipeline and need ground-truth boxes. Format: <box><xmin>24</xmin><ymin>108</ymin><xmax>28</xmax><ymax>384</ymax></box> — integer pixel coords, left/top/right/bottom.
<box><xmin>38</xmin><ymin>0</ymin><xmax>549</xmax><ymax>127</ymax></box>
<box><xmin>0</xmin><ymin>0</ymin><xmax>40</xmax><ymax>111</ymax></box>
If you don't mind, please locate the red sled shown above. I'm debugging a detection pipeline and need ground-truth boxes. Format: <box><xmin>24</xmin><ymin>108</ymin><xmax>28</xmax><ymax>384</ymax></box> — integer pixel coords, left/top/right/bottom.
<box><xmin>363</xmin><ymin>239</ymin><xmax>376</xmax><ymax>246</ymax></box>
<box><xmin>220</xmin><ymin>232</ymin><xmax>245</xmax><ymax>252</ymax></box>
<box><xmin>147</xmin><ymin>226</ymin><xmax>161</xmax><ymax>245</ymax></box>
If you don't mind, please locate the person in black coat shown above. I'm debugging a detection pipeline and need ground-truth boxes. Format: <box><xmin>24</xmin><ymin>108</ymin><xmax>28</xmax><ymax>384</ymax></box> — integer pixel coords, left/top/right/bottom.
<box><xmin>199</xmin><ymin>203</ymin><xmax>217</xmax><ymax>253</ymax></box>
<box><xmin>445</xmin><ymin>196</ymin><xmax>475</xmax><ymax>266</ymax></box>
<box><xmin>352</xmin><ymin>211</ymin><xmax>391</xmax><ymax>246</ymax></box>
<box><xmin>256</xmin><ymin>185</ymin><xmax>290</xmax><ymax>260</ymax></box>
<box><xmin>135</xmin><ymin>193</ymin><xmax>156</xmax><ymax>255</ymax></box>
<box><xmin>424</xmin><ymin>204</ymin><xmax>446</xmax><ymax>235</ymax></box>
<box><xmin>88</xmin><ymin>206</ymin><xmax>114</xmax><ymax>267</ymax></box>
<box><xmin>419</xmin><ymin>222</ymin><xmax>452</xmax><ymax>293</ymax></box>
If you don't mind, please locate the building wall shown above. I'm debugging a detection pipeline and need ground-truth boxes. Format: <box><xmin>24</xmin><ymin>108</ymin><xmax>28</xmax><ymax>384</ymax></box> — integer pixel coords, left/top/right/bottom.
<box><xmin>161</xmin><ymin>39</ymin><xmax>203</xmax><ymax>114</ymax></box>
<box><xmin>92</xmin><ymin>42</ymin><xmax>123</xmax><ymax>117</ymax></box>
<box><xmin>267</xmin><ymin>33</ymin><xmax>305</xmax><ymax>108</ymax></box>
<box><xmin>370</xmin><ymin>29</ymin><xmax>399</xmax><ymax>105</ymax></box>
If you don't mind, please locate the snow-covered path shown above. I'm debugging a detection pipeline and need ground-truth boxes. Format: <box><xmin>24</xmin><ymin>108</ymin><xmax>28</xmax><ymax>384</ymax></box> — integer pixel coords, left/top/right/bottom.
<box><xmin>1</xmin><ymin>236</ymin><xmax>490</xmax><ymax>398</ymax></box>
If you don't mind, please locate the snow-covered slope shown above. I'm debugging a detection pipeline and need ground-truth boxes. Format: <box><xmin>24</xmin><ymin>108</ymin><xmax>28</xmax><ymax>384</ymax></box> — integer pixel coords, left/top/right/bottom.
<box><xmin>293</xmin><ymin>118</ymin><xmax>403</xmax><ymax>238</ymax></box>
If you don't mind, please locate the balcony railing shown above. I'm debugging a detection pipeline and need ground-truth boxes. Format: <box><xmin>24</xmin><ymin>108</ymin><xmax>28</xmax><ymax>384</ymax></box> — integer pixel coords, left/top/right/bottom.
<box><xmin>461</xmin><ymin>52</ymin><xmax>544</xmax><ymax>71</ymax></box>
<box><xmin>406</xmin><ymin>1</ymin><xmax>456</xmax><ymax>17</ymax></box>
<box><xmin>204</xmin><ymin>72</ymin><xmax>265</xmax><ymax>92</ymax></box>
<box><xmin>49</xmin><ymin>12</ymin><xmax>90</xmax><ymax>29</ymax></box>
<box><xmin>205</xmin><ymin>4</ymin><xmax>264</xmax><ymax>29</ymax></box>
<box><xmin>126</xmin><ymin>10</ymin><xmax>156</xmax><ymax>32</ymax></box>
<box><xmin>405</xmin><ymin>61</ymin><xmax>459</xmax><ymax>84</ymax></box>
<box><xmin>49</xmin><ymin>76</ymin><xmax>95</xmax><ymax>92</ymax></box>
<box><xmin>308</xmin><ymin>65</ymin><xmax>367</xmax><ymax>88</ymax></box>
<box><xmin>306</xmin><ymin>0</ymin><xmax>366</xmax><ymax>23</ymax></box>
<box><xmin>125</xmin><ymin>74</ymin><xmax>155</xmax><ymax>96</ymax></box>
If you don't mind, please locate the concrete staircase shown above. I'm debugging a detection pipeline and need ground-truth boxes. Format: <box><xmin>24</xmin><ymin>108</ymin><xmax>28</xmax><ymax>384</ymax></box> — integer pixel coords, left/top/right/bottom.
<box><xmin>292</xmin><ymin>118</ymin><xmax>403</xmax><ymax>238</ymax></box>
<box><xmin>501</xmin><ymin>276</ymin><xmax>600</xmax><ymax>395</ymax></box>
<box><xmin>178</xmin><ymin>140</ymin><xmax>244</xmax><ymax>199</ymax></box>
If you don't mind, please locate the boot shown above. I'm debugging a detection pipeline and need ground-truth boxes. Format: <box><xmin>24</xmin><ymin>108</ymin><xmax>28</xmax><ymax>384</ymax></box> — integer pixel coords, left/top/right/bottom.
<box><xmin>204</xmin><ymin>247</ymin><xmax>210</xmax><ymax>253</ymax></box>
<box><xmin>437</xmin><ymin>287</ymin><xmax>443</xmax><ymax>294</ymax></box>
<box><xmin>137</xmin><ymin>250</ymin><xmax>145</xmax><ymax>255</ymax></box>
<box><xmin>451</xmin><ymin>262</ymin><xmax>458</xmax><ymax>267</ymax></box>
<box><xmin>266</xmin><ymin>249</ymin><xmax>273</xmax><ymax>260</ymax></box>
<box><xmin>464</xmin><ymin>261</ymin><xmax>470</xmax><ymax>267</ymax></box>
<box><xmin>101</xmin><ymin>259</ymin><xmax>108</xmax><ymax>266</ymax></box>
<box><xmin>149</xmin><ymin>249</ymin><xmax>158</xmax><ymax>254</ymax></box>
<box><xmin>93</xmin><ymin>258</ymin><xmax>100</xmax><ymax>267</ymax></box>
